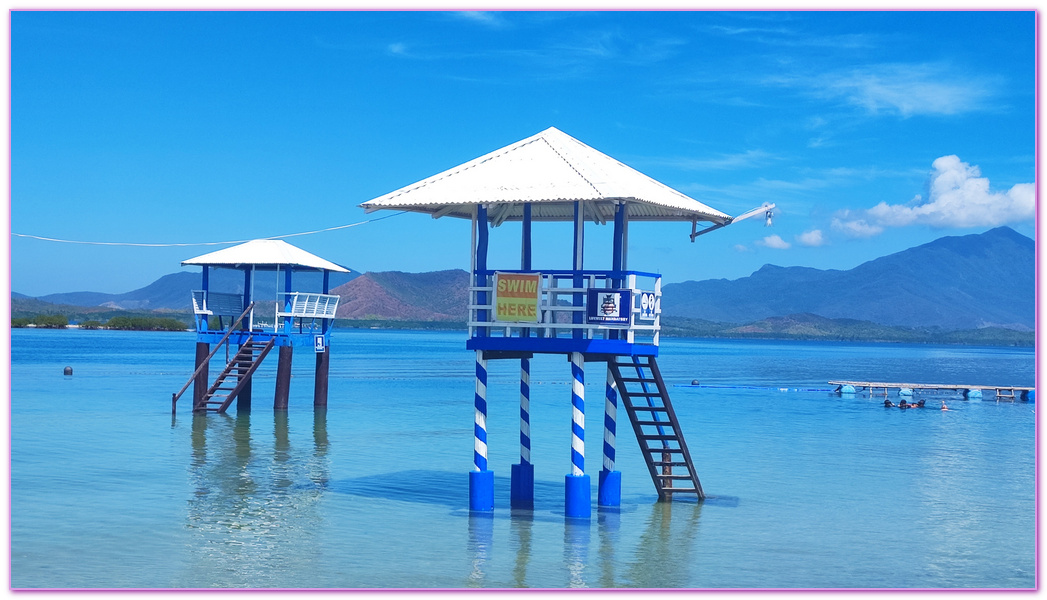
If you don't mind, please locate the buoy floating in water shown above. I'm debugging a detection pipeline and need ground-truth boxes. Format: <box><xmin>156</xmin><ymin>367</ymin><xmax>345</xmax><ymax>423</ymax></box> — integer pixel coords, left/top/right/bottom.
<box><xmin>63</xmin><ymin>366</ymin><xmax>72</xmax><ymax>376</ymax></box>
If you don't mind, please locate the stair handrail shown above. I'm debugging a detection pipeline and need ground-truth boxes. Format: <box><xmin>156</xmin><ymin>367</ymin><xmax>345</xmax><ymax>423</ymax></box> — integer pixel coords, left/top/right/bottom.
<box><xmin>171</xmin><ymin>301</ymin><xmax>256</xmax><ymax>413</ymax></box>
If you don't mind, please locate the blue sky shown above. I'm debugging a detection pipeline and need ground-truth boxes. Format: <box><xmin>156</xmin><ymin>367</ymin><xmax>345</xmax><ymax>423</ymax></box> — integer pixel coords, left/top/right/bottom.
<box><xmin>9</xmin><ymin>10</ymin><xmax>1037</xmax><ymax>297</ymax></box>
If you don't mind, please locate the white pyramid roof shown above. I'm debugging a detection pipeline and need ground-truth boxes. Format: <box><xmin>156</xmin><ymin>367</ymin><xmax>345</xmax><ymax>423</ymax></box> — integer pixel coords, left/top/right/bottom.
<box><xmin>359</xmin><ymin>127</ymin><xmax>732</xmax><ymax>225</ymax></box>
<box><xmin>182</xmin><ymin>239</ymin><xmax>350</xmax><ymax>272</ymax></box>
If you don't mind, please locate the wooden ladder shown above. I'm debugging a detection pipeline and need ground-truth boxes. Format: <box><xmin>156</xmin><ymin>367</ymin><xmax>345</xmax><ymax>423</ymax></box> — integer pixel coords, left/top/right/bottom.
<box><xmin>193</xmin><ymin>337</ymin><xmax>275</xmax><ymax>414</ymax></box>
<box><xmin>608</xmin><ymin>355</ymin><xmax>705</xmax><ymax>500</ymax></box>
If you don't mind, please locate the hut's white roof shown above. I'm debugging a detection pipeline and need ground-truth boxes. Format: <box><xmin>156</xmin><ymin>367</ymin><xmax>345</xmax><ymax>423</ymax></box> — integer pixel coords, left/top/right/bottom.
<box><xmin>182</xmin><ymin>239</ymin><xmax>350</xmax><ymax>272</ymax></box>
<box><xmin>359</xmin><ymin>127</ymin><xmax>733</xmax><ymax>225</ymax></box>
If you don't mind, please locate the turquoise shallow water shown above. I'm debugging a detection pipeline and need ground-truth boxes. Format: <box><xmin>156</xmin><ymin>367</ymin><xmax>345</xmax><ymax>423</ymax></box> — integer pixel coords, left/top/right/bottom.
<box><xmin>10</xmin><ymin>328</ymin><xmax>1036</xmax><ymax>588</ymax></box>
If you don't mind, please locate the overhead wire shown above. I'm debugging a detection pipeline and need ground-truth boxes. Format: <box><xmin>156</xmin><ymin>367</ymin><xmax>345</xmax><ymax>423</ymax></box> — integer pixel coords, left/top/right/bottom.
<box><xmin>10</xmin><ymin>210</ymin><xmax>409</xmax><ymax>247</ymax></box>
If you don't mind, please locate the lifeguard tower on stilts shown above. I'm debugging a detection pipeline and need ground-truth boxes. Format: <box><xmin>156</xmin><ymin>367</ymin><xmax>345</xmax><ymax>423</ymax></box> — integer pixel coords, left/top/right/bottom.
<box><xmin>171</xmin><ymin>239</ymin><xmax>349</xmax><ymax>414</ymax></box>
<box><xmin>361</xmin><ymin>127</ymin><xmax>770</xmax><ymax>518</ymax></box>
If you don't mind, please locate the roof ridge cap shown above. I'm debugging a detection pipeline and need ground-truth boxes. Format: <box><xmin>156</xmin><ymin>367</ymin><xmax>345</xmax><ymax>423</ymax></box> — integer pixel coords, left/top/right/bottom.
<box><xmin>538</xmin><ymin>130</ymin><xmax>603</xmax><ymax>197</ymax></box>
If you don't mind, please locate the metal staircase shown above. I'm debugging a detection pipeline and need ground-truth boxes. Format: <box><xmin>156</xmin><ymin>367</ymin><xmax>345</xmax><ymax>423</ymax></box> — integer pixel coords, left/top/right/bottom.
<box><xmin>194</xmin><ymin>337</ymin><xmax>275</xmax><ymax>414</ymax></box>
<box><xmin>608</xmin><ymin>355</ymin><xmax>705</xmax><ymax>500</ymax></box>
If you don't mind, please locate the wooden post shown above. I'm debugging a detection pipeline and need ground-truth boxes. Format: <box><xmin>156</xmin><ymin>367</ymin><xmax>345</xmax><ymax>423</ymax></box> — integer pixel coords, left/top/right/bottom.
<box><xmin>236</xmin><ymin>361</ymin><xmax>252</xmax><ymax>413</ymax></box>
<box><xmin>314</xmin><ymin>346</ymin><xmax>330</xmax><ymax>407</ymax></box>
<box><xmin>192</xmin><ymin>342</ymin><xmax>209</xmax><ymax>410</ymax></box>
<box><xmin>275</xmin><ymin>345</ymin><xmax>293</xmax><ymax>410</ymax></box>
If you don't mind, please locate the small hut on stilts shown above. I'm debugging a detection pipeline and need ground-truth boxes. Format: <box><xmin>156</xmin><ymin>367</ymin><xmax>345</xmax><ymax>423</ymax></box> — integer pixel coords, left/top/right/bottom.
<box><xmin>360</xmin><ymin>127</ymin><xmax>770</xmax><ymax>517</ymax></box>
<box><xmin>171</xmin><ymin>239</ymin><xmax>349</xmax><ymax>414</ymax></box>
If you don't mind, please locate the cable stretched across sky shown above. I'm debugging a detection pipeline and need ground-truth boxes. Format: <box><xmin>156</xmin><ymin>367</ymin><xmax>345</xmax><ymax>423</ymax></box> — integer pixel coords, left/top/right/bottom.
<box><xmin>11</xmin><ymin>211</ymin><xmax>408</xmax><ymax>247</ymax></box>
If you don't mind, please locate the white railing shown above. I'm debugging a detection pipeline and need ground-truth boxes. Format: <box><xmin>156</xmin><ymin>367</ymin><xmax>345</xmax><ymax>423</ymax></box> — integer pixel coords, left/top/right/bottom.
<box><xmin>191</xmin><ymin>290</ymin><xmax>245</xmax><ymax>316</ymax></box>
<box><xmin>276</xmin><ymin>292</ymin><xmax>340</xmax><ymax>320</ymax></box>
<box><xmin>467</xmin><ymin>270</ymin><xmax>661</xmax><ymax>346</ymax></box>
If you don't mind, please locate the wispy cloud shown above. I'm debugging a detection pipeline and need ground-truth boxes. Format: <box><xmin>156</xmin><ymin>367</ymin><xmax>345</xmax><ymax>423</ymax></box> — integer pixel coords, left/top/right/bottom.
<box><xmin>796</xmin><ymin>63</ymin><xmax>998</xmax><ymax>117</ymax></box>
<box><xmin>833</xmin><ymin>155</ymin><xmax>1034</xmax><ymax>237</ymax></box>
<box><xmin>452</xmin><ymin>11</ymin><xmax>511</xmax><ymax>28</ymax></box>
<box><xmin>664</xmin><ymin>149</ymin><xmax>776</xmax><ymax>171</ymax></box>
<box><xmin>707</xmin><ymin>24</ymin><xmax>875</xmax><ymax>51</ymax></box>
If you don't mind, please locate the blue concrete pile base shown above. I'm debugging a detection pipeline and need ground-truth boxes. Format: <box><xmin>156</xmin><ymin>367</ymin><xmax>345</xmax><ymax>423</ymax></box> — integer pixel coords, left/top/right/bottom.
<box><xmin>469</xmin><ymin>470</ymin><xmax>494</xmax><ymax>511</ymax></box>
<box><xmin>565</xmin><ymin>474</ymin><xmax>591</xmax><ymax>518</ymax></box>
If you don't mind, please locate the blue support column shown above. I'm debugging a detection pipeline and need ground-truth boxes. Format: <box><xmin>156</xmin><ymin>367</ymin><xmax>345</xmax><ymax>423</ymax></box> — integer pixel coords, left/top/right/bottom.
<box><xmin>522</xmin><ymin>203</ymin><xmax>532</xmax><ymax>271</ymax></box>
<box><xmin>511</xmin><ymin>358</ymin><xmax>534</xmax><ymax>508</ymax></box>
<box><xmin>598</xmin><ymin>366</ymin><xmax>621</xmax><ymax>507</ymax></box>
<box><xmin>610</xmin><ymin>202</ymin><xmax>626</xmax><ymax>341</ymax></box>
<box><xmin>282</xmin><ymin>267</ymin><xmax>294</xmax><ymax>334</ymax></box>
<box><xmin>572</xmin><ymin>201</ymin><xmax>584</xmax><ymax>340</ymax></box>
<box><xmin>612</xmin><ymin>202</ymin><xmax>625</xmax><ymax>275</ymax></box>
<box><xmin>470</xmin><ymin>350</ymin><xmax>494</xmax><ymax>511</ymax></box>
<box><xmin>200</xmin><ymin>266</ymin><xmax>210</xmax><ymax>332</ymax></box>
<box><xmin>565</xmin><ymin>352</ymin><xmax>591</xmax><ymax>518</ymax></box>
<box><xmin>321</xmin><ymin>269</ymin><xmax>331</xmax><ymax>335</ymax></box>
<box><xmin>476</xmin><ymin>204</ymin><xmax>490</xmax><ymax>338</ymax></box>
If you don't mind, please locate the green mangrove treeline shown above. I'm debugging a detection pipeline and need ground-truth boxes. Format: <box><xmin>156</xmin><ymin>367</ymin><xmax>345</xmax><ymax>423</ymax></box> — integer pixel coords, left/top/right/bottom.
<box><xmin>12</xmin><ymin>314</ymin><xmax>189</xmax><ymax>331</ymax></box>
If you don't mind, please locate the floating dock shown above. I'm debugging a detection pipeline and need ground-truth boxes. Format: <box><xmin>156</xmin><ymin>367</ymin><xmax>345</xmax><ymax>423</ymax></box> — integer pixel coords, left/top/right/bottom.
<box><xmin>829</xmin><ymin>380</ymin><xmax>1034</xmax><ymax>401</ymax></box>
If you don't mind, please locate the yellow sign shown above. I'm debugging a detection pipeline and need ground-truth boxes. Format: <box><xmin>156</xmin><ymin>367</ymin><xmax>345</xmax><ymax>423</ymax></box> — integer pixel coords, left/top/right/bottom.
<box><xmin>494</xmin><ymin>272</ymin><xmax>541</xmax><ymax>322</ymax></box>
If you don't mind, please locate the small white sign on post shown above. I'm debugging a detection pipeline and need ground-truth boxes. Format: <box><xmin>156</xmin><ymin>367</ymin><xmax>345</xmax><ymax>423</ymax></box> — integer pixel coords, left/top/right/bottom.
<box><xmin>638</xmin><ymin>292</ymin><xmax>658</xmax><ymax>321</ymax></box>
<box><xmin>314</xmin><ymin>335</ymin><xmax>326</xmax><ymax>353</ymax></box>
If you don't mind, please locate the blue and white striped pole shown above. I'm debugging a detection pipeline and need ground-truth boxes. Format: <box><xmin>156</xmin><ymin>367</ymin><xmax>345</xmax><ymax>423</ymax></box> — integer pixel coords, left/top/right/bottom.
<box><xmin>565</xmin><ymin>352</ymin><xmax>591</xmax><ymax>518</ymax></box>
<box><xmin>511</xmin><ymin>358</ymin><xmax>535</xmax><ymax>508</ymax></box>
<box><xmin>470</xmin><ymin>351</ymin><xmax>494</xmax><ymax>511</ymax></box>
<box><xmin>598</xmin><ymin>366</ymin><xmax>622</xmax><ymax>507</ymax></box>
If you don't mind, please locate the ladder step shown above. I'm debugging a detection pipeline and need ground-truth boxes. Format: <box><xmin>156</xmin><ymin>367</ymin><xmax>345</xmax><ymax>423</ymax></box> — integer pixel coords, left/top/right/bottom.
<box><xmin>643</xmin><ymin>447</ymin><xmax>685</xmax><ymax>454</ymax></box>
<box><xmin>620</xmin><ymin>377</ymin><xmax>657</xmax><ymax>383</ymax></box>
<box><xmin>641</xmin><ymin>434</ymin><xmax>681</xmax><ymax>441</ymax></box>
<box><xmin>624</xmin><ymin>405</ymin><xmax>668</xmax><ymax>412</ymax></box>
<box><xmin>622</xmin><ymin>391</ymin><xmax>664</xmax><ymax>397</ymax></box>
<box><xmin>634</xmin><ymin>420</ymin><xmax>672</xmax><ymax>426</ymax></box>
<box><xmin>663</xmin><ymin>488</ymin><xmax>700</xmax><ymax>494</ymax></box>
<box><xmin>651</xmin><ymin>461</ymin><xmax>689</xmax><ymax>467</ymax></box>
<box><xmin>656</xmin><ymin>474</ymin><xmax>695</xmax><ymax>480</ymax></box>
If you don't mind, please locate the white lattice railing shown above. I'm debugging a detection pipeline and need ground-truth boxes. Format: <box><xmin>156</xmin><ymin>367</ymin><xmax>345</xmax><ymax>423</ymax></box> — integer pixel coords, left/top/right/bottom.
<box><xmin>277</xmin><ymin>292</ymin><xmax>340</xmax><ymax>320</ymax></box>
<box><xmin>191</xmin><ymin>290</ymin><xmax>245</xmax><ymax>316</ymax></box>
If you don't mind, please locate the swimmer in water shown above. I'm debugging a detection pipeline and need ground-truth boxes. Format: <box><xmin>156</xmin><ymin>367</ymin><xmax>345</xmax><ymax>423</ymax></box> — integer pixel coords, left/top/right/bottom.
<box><xmin>941</xmin><ymin>401</ymin><xmax>948</xmax><ymax>411</ymax></box>
<box><xmin>899</xmin><ymin>399</ymin><xmax>909</xmax><ymax>408</ymax></box>
<box><xmin>884</xmin><ymin>399</ymin><xmax>895</xmax><ymax>407</ymax></box>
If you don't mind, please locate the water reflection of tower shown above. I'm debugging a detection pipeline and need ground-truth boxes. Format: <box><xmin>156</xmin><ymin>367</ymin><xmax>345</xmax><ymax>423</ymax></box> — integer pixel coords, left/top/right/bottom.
<box><xmin>510</xmin><ymin>509</ymin><xmax>534</xmax><ymax>587</ymax></box>
<box><xmin>182</xmin><ymin>411</ymin><xmax>331</xmax><ymax>587</ymax></box>
<box><xmin>625</xmin><ymin>502</ymin><xmax>703</xmax><ymax>587</ymax></box>
<box><xmin>466</xmin><ymin>513</ymin><xmax>494</xmax><ymax>588</ymax></box>
<box><xmin>563</xmin><ymin>520</ymin><xmax>591</xmax><ymax>588</ymax></box>
<box><xmin>596</xmin><ymin>509</ymin><xmax>621</xmax><ymax>587</ymax></box>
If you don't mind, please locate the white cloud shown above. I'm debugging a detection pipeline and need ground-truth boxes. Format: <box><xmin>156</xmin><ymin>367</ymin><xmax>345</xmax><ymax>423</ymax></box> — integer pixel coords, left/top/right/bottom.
<box><xmin>867</xmin><ymin>155</ymin><xmax>1034</xmax><ymax>228</ymax></box>
<box><xmin>831</xmin><ymin>216</ymin><xmax>884</xmax><ymax>238</ymax></box>
<box><xmin>733</xmin><ymin>244</ymin><xmax>751</xmax><ymax>252</ymax></box>
<box><xmin>796</xmin><ymin>229</ymin><xmax>825</xmax><ymax>246</ymax></box>
<box><xmin>833</xmin><ymin>155</ymin><xmax>1034</xmax><ymax>237</ymax></box>
<box><xmin>759</xmin><ymin>234</ymin><xmax>791</xmax><ymax>249</ymax></box>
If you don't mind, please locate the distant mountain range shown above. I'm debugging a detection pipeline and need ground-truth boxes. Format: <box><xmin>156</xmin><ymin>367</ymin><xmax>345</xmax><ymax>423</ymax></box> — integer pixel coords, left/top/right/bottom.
<box><xmin>25</xmin><ymin>269</ymin><xmax>360</xmax><ymax>311</ymax></box>
<box><xmin>13</xmin><ymin>227</ymin><xmax>1035</xmax><ymax>334</ymax></box>
<box><xmin>660</xmin><ymin>226</ymin><xmax>1034</xmax><ymax>331</ymax></box>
